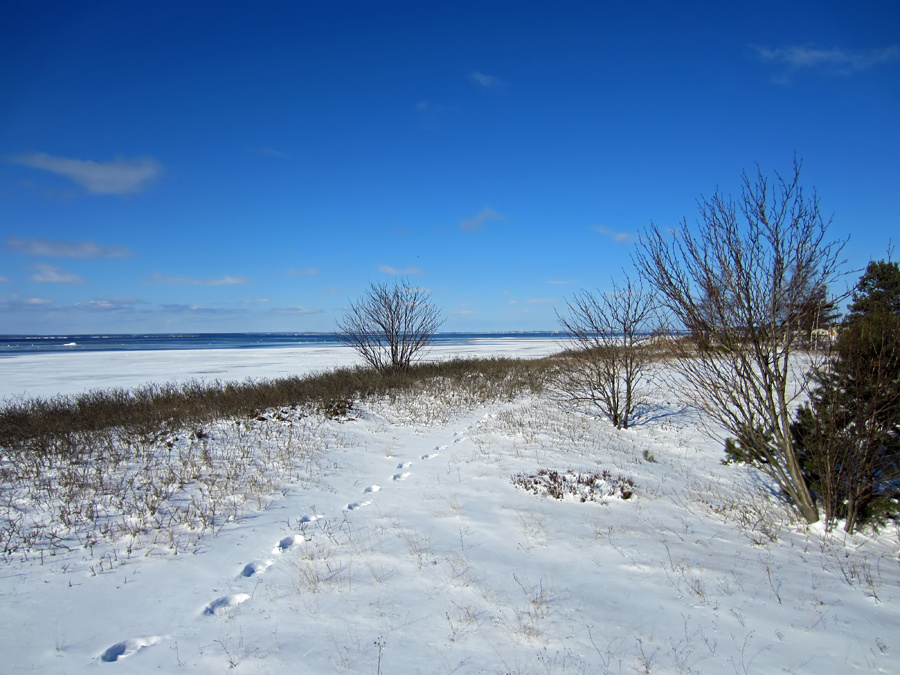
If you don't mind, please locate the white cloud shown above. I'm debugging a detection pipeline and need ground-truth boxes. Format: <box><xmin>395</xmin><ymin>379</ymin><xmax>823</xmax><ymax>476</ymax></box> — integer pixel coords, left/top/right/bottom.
<box><xmin>157</xmin><ymin>303</ymin><xmax>249</xmax><ymax>316</ymax></box>
<box><xmin>594</xmin><ymin>225</ymin><xmax>633</xmax><ymax>243</ymax></box>
<box><xmin>460</xmin><ymin>207</ymin><xmax>506</xmax><ymax>232</ymax></box>
<box><xmin>471</xmin><ymin>71</ymin><xmax>504</xmax><ymax>88</ymax></box>
<box><xmin>0</xmin><ymin>294</ymin><xmax>54</xmax><ymax>312</ymax></box>
<box><xmin>753</xmin><ymin>45</ymin><xmax>900</xmax><ymax>76</ymax></box>
<box><xmin>527</xmin><ymin>297</ymin><xmax>556</xmax><ymax>305</ymax></box>
<box><xmin>30</xmin><ymin>263</ymin><xmax>86</xmax><ymax>284</ymax></box>
<box><xmin>379</xmin><ymin>265</ymin><xmax>422</xmax><ymax>275</ymax></box>
<box><xmin>5</xmin><ymin>236</ymin><xmax>133</xmax><ymax>258</ymax></box>
<box><xmin>254</xmin><ymin>147</ymin><xmax>288</xmax><ymax>158</ymax></box>
<box><xmin>12</xmin><ymin>153</ymin><xmax>162</xmax><ymax>195</ymax></box>
<box><xmin>146</xmin><ymin>274</ymin><xmax>249</xmax><ymax>286</ymax></box>
<box><xmin>75</xmin><ymin>297</ymin><xmax>142</xmax><ymax>311</ymax></box>
<box><xmin>276</xmin><ymin>306</ymin><xmax>322</xmax><ymax>315</ymax></box>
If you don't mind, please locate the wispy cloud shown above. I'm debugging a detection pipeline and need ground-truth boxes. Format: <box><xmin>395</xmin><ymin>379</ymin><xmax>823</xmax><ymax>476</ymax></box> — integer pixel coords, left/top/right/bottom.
<box><xmin>254</xmin><ymin>147</ymin><xmax>288</xmax><ymax>158</ymax></box>
<box><xmin>471</xmin><ymin>70</ymin><xmax>504</xmax><ymax>89</ymax></box>
<box><xmin>547</xmin><ymin>279</ymin><xmax>576</xmax><ymax>286</ymax></box>
<box><xmin>30</xmin><ymin>263</ymin><xmax>86</xmax><ymax>284</ymax></box>
<box><xmin>460</xmin><ymin>207</ymin><xmax>506</xmax><ymax>232</ymax></box>
<box><xmin>0</xmin><ymin>275</ymin><xmax>10</xmax><ymax>283</ymax></box>
<box><xmin>753</xmin><ymin>45</ymin><xmax>900</xmax><ymax>79</ymax></box>
<box><xmin>275</xmin><ymin>306</ymin><xmax>323</xmax><ymax>315</ymax></box>
<box><xmin>74</xmin><ymin>297</ymin><xmax>143</xmax><ymax>311</ymax></box>
<box><xmin>379</xmin><ymin>265</ymin><xmax>422</xmax><ymax>275</ymax></box>
<box><xmin>146</xmin><ymin>274</ymin><xmax>249</xmax><ymax>286</ymax></box>
<box><xmin>594</xmin><ymin>226</ymin><xmax>633</xmax><ymax>243</ymax></box>
<box><xmin>5</xmin><ymin>236</ymin><xmax>133</xmax><ymax>258</ymax></box>
<box><xmin>11</xmin><ymin>153</ymin><xmax>161</xmax><ymax>195</ymax></box>
<box><xmin>285</xmin><ymin>268</ymin><xmax>318</xmax><ymax>277</ymax></box>
<box><xmin>527</xmin><ymin>297</ymin><xmax>556</xmax><ymax>305</ymax></box>
<box><xmin>0</xmin><ymin>294</ymin><xmax>53</xmax><ymax>312</ymax></box>
<box><xmin>159</xmin><ymin>303</ymin><xmax>235</xmax><ymax>316</ymax></box>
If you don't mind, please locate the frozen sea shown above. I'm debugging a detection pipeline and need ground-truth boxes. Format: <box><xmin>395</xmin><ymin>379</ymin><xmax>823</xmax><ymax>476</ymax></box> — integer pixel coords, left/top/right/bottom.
<box><xmin>0</xmin><ymin>332</ymin><xmax>566</xmax><ymax>400</ymax></box>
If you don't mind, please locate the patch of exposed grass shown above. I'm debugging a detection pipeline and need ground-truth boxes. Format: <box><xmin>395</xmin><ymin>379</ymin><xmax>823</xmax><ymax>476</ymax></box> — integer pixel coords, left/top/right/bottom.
<box><xmin>0</xmin><ymin>356</ymin><xmax>553</xmax><ymax>454</ymax></box>
<box><xmin>0</xmin><ymin>356</ymin><xmax>554</xmax><ymax>561</ymax></box>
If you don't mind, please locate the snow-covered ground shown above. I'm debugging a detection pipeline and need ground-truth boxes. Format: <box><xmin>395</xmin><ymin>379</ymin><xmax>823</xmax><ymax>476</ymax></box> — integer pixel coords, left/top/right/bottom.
<box><xmin>1</xmin><ymin>344</ymin><xmax>898</xmax><ymax>673</ymax></box>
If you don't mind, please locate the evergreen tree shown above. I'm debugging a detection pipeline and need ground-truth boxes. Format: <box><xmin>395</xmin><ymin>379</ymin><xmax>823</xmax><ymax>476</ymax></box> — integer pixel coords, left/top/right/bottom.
<box><xmin>794</xmin><ymin>260</ymin><xmax>900</xmax><ymax>532</ymax></box>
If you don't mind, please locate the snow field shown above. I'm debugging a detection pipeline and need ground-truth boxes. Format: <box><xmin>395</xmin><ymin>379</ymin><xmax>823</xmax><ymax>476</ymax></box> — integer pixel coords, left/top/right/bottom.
<box><xmin>0</xmin><ymin>369</ymin><xmax>898</xmax><ymax>673</ymax></box>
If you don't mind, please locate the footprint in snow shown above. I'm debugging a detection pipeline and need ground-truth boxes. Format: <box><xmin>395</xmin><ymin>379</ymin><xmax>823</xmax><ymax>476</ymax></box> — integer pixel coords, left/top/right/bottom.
<box><xmin>204</xmin><ymin>593</ymin><xmax>251</xmax><ymax>616</ymax></box>
<box><xmin>241</xmin><ymin>559</ymin><xmax>274</xmax><ymax>577</ymax></box>
<box><xmin>397</xmin><ymin>461</ymin><xmax>412</xmax><ymax>469</ymax></box>
<box><xmin>345</xmin><ymin>500</ymin><xmax>372</xmax><ymax>510</ymax></box>
<box><xmin>100</xmin><ymin>636</ymin><xmax>166</xmax><ymax>662</ymax></box>
<box><xmin>422</xmin><ymin>444</ymin><xmax>446</xmax><ymax>459</ymax></box>
<box><xmin>392</xmin><ymin>472</ymin><xmax>411</xmax><ymax>481</ymax></box>
<box><xmin>364</xmin><ymin>485</ymin><xmax>381</xmax><ymax>493</ymax></box>
<box><xmin>274</xmin><ymin>534</ymin><xmax>303</xmax><ymax>553</ymax></box>
<box><xmin>299</xmin><ymin>514</ymin><xmax>324</xmax><ymax>524</ymax></box>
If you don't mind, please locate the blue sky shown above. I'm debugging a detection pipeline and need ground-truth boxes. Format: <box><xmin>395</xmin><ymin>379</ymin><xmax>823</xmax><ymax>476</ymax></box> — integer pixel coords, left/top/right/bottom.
<box><xmin>1</xmin><ymin>1</ymin><xmax>898</xmax><ymax>334</ymax></box>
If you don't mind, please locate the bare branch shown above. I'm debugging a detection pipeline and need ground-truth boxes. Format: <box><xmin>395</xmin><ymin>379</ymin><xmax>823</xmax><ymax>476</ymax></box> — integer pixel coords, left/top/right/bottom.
<box><xmin>555</xmin><ymin>275</ymin><xmax>658</xmax><ymax>429</ymax></box>
<box><xmin>336</xmin><ymin>279</ymin><xmax>444</xmax><ymax>372</ymax></box>
<box><xmin>634</xmin><ymin>160</ymin><xmax>848</xmax><ymax>523</ymax></box>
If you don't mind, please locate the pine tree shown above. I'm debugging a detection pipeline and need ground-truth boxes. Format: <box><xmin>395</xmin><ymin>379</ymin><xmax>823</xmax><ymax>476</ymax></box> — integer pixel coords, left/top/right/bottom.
<box><xmin>794</xmin><ymin>260</ymin><xmax>900</xmax><ymax>532</ymax></box>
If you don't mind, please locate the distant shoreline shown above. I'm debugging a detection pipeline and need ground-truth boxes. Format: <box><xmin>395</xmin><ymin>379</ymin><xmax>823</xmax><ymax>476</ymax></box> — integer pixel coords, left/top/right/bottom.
<box><xmin>0</xmin><ymin>331</ymin><xmax>565</xmax><ymax>356</ymax></box>
<box><xmin>0</xmin><ymin>336</ymin><xmax>567</xmax><ymax>400</ymax></box>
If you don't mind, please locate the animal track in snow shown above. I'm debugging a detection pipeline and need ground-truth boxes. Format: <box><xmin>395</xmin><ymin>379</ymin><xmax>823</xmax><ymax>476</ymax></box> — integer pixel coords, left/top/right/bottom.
<box><xmin>392</xmin><ymin>472</ymin><xmax>411</xmax><ymax>481</ymax></box>
<box><xmin>274</xmin><ymin>534</ymin><xmax>303</xmax><ymax>553</ymax></box>
<box><xmin>345</xmin><ymin>500</ymin><xmax>372</xmax><ymax>510</ymax></box>
<box><xmin>241</xmin><ymin>559</ymin><xmax>274</xmax><ymax>577</ymax></box>
<box><xmin>364</xmin><ymin>485</ymin><xmax>381</xmax><ymax>493</ymax></box>
<box><xmin>422</xmin><ymin>444</ymin><xmax>446</xmax><ymax>459</ymax></box>
<box><xmin>397</xmin><ymin>461</ymin><xmax>412</xmax><ymax>469</ymax></box>
<box><xmin>299</xmin><ymin>514</ymin><xmax>324</xmax><ymax>524</ymax></box>
<box><xmin>204</xmin><ymin>593</ymin><xmax>251</xmax><ymax>616</ymax></box>
<box><xmin>100</xmin><ymin>636</ymin><xmax>166</xmax><ymax>662</ymax></box>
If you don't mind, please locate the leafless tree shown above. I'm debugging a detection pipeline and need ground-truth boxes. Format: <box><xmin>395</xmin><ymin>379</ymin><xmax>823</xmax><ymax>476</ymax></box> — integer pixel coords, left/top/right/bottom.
<box><xmin>555</xmin><ymin>275</ymin><xmax>658</xmax><ymax>429</ymax></box>
<box><xmin>336</xmin><ymin>278</ymin><xmax>443</xmax><ymax>372</ymax></box>
<box><xmin>634</xmin><ymin>160</ymin><xmax>846</xmax><ymax>524</ymax></box>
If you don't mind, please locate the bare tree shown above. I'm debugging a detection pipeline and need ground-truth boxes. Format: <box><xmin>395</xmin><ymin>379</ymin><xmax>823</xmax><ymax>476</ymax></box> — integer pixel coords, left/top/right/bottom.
<box><xmin>336</xmin><ymin>278</ymin><xmax>443</xmax><ymax>372</ymax></box>
<box><xmin>555</xmin><ymin>275</ymin><xmax>658</xmax><ymax>429</ymax></box>
<box><xmin>634</xmin><ymin>160</ymin><xmax>846</xmax><ymax>523</ymax></box>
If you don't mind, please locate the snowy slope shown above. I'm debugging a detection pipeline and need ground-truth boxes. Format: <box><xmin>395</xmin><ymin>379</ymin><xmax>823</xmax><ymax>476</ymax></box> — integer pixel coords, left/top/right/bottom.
<box><xmin>0</xmin><ymin>353</ymin><xmax>898</xmax><ymax>673</ymax></box>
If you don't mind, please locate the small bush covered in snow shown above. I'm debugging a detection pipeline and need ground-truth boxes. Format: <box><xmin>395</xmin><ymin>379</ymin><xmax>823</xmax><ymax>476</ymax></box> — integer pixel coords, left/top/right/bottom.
<box><xmin>511</xmin><ymin>468</ymin><xmax>635</xmax><ymax>502</ymax></box>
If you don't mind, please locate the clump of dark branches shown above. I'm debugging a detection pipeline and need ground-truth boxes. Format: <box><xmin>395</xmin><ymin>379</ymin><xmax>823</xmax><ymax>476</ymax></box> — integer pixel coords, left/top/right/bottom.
<box><xmin>512</xmin><ymin>468</ymin><xmax>635</xmax><ymax>502</ymax></box>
